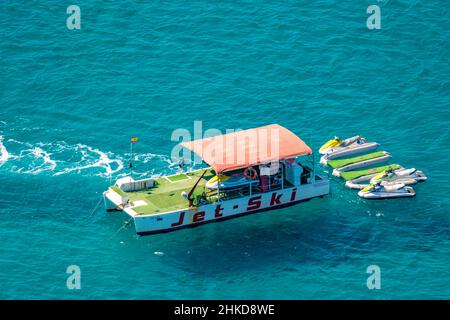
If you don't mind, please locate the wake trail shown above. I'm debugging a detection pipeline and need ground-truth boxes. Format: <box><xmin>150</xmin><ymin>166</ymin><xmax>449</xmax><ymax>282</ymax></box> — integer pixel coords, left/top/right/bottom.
<box><xmin>0</xmin><ymin>137</ymin><xmax>174</xmax><ymax>179</ymax></box>
<box><xmin>0</xmin><ymin>135</ymin><xmax>11</xmax><ymax>164</ymax></box>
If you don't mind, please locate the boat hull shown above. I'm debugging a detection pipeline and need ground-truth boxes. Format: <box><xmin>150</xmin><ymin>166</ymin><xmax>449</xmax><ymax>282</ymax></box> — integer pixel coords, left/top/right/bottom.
<box><xmin>135</xmin><ymin>197</ymin><xmax>314</xmax><ymax>235</ymax></box>
<box><xmin>132</xmin><ymin>178</ymin><xmax>330</xmax><ymax>235</ymax></box>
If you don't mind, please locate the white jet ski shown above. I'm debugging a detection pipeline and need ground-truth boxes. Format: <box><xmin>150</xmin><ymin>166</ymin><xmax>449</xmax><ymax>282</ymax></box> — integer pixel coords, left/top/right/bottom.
<box><xmin>357</xmin><ymin>182</ymin><xmax>416</xmax><ymax>199</ymax></box>
<box><xmin>370</xmin><ymin>167</ymin><xmax>427</xmax><ymax>184</ymax></box>
<box><xmin>345</xmin><ymin>167</ymin><xmax>426</xmax><ymax>190</ymax></box>
<box><xmin>319</xmin><ymin>135</ymin><xmax>379</xmax><ymax>160</ymax></box>
<box><xmin>345</xmin><ymin>173</ymin><xmax>379</xmax><ymax>190</ymax></box>
<box><xmin>319</xmin><ymin>135</ymin><xmax>360</xmax><ymax>154</ymax></box>
<box><xmin>205</xmin><ymin>173</ymin><xmax>259</xmax><ymax>190</ymax></box>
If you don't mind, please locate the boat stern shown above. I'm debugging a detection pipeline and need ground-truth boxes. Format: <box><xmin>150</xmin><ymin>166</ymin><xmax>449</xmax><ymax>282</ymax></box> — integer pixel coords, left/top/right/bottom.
<box><xmin>103</xmin><ymin>187</ymin><xmax>129</xmax><ymax>211</ymax></box>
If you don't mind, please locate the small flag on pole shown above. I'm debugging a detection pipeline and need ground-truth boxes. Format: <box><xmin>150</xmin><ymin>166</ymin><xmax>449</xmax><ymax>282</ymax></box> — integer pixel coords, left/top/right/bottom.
<box><xmin>131</xmin><ymin>137</ymin><xmax>138</xmax><ymax>143</ymax></box>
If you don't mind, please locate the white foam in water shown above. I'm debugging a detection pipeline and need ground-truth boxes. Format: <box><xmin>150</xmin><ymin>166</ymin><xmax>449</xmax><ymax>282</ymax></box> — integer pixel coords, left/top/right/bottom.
<box><xmin>134</xmin><ymin>153</ymin><xmax>173</xmax><ymax>166</ymax></box>
<box><xmin>0</xmin><ymin>136</ymin><xmax>11</xmax><ymax>164</ymax></box>
<box><xmin>16</xmin><ymin>146</ymin><xmax>57</xmax><ymax>175</ymax></box>
<box><xmin>111</xmin><ymin>152</ymin><xmax>177</xmax><ymax>180</ymax></box>
<box><xmin>8</xmin><ymin>139</ymin><xmax>32</xmax><ymax>146</ymax></box>
<box><xmin>1</xmin><ymin>137</ymin><xmax>173</xmax><ymax>179</ymax></box>
<box><xmin>30</xmin><ymin>147</ymin><xmax>57</xmax><ymax>174</ymax></box>
<box><xmin>54</xmin><ymin>144</ymin><xmax>124</xmax><ymax>177</ymax></box>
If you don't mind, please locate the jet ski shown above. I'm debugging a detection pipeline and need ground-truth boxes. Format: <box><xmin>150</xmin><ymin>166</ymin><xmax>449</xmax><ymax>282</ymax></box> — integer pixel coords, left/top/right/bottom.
<box><xmin>319</xmin><ymin>135</ymin><xmax>379</xmax><ymax>160</ymax></box>
<box><xmin>205</xmin><ymin>173</ymin><xmax>259</xmax><ymax>190</ymax></box>
<box><xmin>340</xmin><ymin>164</ymin><xmax>402</xmax><ymax>181</ymax></box>
<box><xmin>320</xmin><ymin>141</ymin><xmax>379</xmax><ymax>163</ymax></box>
<box><xmin>346</xmin><ymin>167</ymin><xmax>426</xmax><ymax>190</ymax></box>
<box><xmin>370</xmin><ymin>167</ymin><xmax>427</xmax><ymax>184</ymax></box>
<box><xmin>357</xmin><ymin>182</ymin><xmax>416</xmax><ymax>199</ymax></box>
<box><xmin>345</xmin><ymin>173</ymin><xmax>379</xmax><ymax>190</ymax></box>
<box><xmin>319</xmin><ymin>135</ymin><xmax>360</xmax><ymax>154</ymax></box>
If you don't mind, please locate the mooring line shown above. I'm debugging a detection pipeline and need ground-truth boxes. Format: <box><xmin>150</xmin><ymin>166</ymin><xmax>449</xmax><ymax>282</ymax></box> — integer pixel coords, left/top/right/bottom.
<box><xmin>108</xmin><ymin>217</ymin><xmax>133</xmax><ymax>240</ymax></box>
<box><xmin>85</xmin><ymin>196</ymin><xmax>104</xmax><ymax>221</ymax></box>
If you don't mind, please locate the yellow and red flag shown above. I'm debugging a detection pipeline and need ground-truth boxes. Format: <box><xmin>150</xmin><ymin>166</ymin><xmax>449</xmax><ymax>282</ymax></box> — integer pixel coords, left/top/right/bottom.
<box><xmin>131</xmin><ymin>137</ymin><xmax>138</xmax><ymax>143</ymax></box>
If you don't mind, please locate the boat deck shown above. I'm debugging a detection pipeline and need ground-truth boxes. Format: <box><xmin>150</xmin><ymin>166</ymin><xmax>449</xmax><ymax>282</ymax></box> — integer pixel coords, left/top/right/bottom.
<box><xmin>111</xmin><ymin>168</ymin><xmax>216</xmax><ymax>215</ymax></box>
<box><xmin>109</xmin><ymin>165</ymin><xmax>303</xmax><ymax>216</ymax></box>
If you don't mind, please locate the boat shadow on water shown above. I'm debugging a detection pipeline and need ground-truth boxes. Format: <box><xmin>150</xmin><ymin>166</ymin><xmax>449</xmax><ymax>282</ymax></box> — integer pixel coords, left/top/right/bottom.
<box><xmin>132</xmin><ymin>201</ymin><xmax>379</xmax><ymax>277</ymax></box>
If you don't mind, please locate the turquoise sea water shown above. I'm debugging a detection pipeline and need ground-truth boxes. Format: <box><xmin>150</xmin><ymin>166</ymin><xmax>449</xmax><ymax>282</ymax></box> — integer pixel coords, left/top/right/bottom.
<box><xmin>1</xmin><ymin>0</ymin><xmax>449</xmax><ymax>299</ymax></box>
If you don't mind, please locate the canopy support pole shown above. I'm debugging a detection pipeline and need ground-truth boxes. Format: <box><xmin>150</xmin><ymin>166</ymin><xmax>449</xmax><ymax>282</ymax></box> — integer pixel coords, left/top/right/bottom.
<box><xmin>312</xmin><ymin>153</ymin><xmax>316</xmax><ymax>183</ymax></box>
<box><xmin>217</xmin><ymin>171</ymin><xmax>221</xmax><ymax>202</ymax></box>
<box><xmin>187</xmin><ymin>169</ymin><xmax>207</xmax><ymax>206</ymax></box>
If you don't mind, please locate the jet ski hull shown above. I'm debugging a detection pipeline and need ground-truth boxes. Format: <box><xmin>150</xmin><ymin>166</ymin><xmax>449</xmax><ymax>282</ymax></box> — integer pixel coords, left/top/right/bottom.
<box><xmin>340</xmin><ymin>164</ymin><xmax>402</xmax><ymax>181</ymax></box>
<box><xmin>358</xmin><ymin>186</ymin><xmax>416</xmax><ymax>199</ymax></box>
<box><xmin>319</xmin><ymin>139</ymin><xmax>342</xmax><ymax>154</ymax></box>
<box><xmin>206</xmin><ymin>174</ymin><xmax>259</xmax><ymax>190</ymax></box>
<box><xmin>346</xmin><ymin>169</ymin><xmax>426</xmax><ymax>190</ymax></box>
<box><xmin>349</xmin><ymin>178</ymin><xmax>417</xmax><ymax>190</ymax></box>
<box><xmin>370</xmin><ymin>169</ymin><xmax>427</xmax><ymax>184</ymax></box>
<box><xmin>345</xmin><ymin>173</ymin><xmax>378</xmax><ymax>189</ymax></box>
<box><xmin>320</xmin><ymin>142</ymin><xmax>379</xmax><ymax>164</ymax></box>
<box><xmin>319</xmin><ymin>135</ymin><xmax>361</xmax><ymax>155</ymax></box>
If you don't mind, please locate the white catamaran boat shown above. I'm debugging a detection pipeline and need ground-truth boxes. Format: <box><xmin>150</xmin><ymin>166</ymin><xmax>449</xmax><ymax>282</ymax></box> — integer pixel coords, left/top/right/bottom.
<box><xmin>103</xmin><ymin>124</ymin><xmax>330</xmax><ymax>235</ymax></box>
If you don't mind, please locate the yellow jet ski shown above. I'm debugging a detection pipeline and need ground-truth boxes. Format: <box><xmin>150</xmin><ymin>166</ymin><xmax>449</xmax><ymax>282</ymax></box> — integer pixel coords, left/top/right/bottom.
<box><xmin>205</xmin><ymin>174</ymin><xmax>229</xmax><ymax>189</ymax></box>
<box><xmin>205</xmin><ymin>173</ymin><xmax>259</xmax><ymax>190</ymax></box>
<box><xmin>358</xmin><ymin>182</ymin><xmax>416</xmax><ymax>199</ymax></box>
<box><xmin>319</xmin><ymin>136</ymin><xmax>344</xmax><ymax>154</ymax></box>
<box><xmin>319</xmin><ymin>135</ymin><xmax>379</xmax><ymax>161</ymax></box>
<box><xmin>370</xmin><ymin>167</ymin><xmax>427</xmax><ymax>184</ymax></box>
<box><xmin>319</xmin><ymin>135</ymin><xmax>365</xmax><ymax>154</ymax></box>
<box><xmin>345</xmin><ymin>167</ymin><xmax>427</xmax><ymax>190</ymax></box>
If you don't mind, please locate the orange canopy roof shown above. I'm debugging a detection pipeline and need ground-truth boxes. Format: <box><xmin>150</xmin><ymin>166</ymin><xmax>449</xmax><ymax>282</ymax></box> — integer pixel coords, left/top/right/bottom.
<box><xmin>180</xmin><ymin>124</ymin><xmax>312</xmax><ymax>173</ymax></box>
